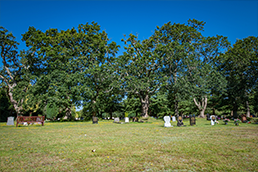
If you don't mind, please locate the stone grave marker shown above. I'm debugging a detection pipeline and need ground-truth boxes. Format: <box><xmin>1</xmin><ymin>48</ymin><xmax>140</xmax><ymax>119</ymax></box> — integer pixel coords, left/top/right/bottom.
<box><xmin>7</xmin><ymin>117</ymin><xmax>14</xmax><ymax>126</ymax></box>
<box><xmin>92</xmin><ymin>117</ymin><xmax>98</xmax><ymax>124</ymax></box>
<box><xmin>163</xmin><ymin>116</ymin><xmax>172</xmax><ymax>127</ymax></box>
<box><xmin>210</xmin><ymin>115</ymin><xmax>216</xmax><ymax>125</ymax></box>
<box><xmin>206</xmin><ymin>113</ymin><xmax>210</xmax><ymax>120</ymax></box>
<box><xmin>189</xmin><ymin>115</ymin><xmax>196</xmax><ymax>126</ymax></box>
<box><xmin>125</xmin><ymin>117</ymin><xmax>129</xmax><ymax>123</ymax></box>
<box><xmin>172</xmin><ymin>116</ymin><xmax>176</xmax><ymax>122</ymax></box>
<box><xmin>114</xmin><ymin>117</ymin><xmax>120</xmax><ymax>123</ymax></box>
<box><xmin>177</xmin><ymin>116</ymin><xmax>184</xmax><ymax>127</ymax></box>
<box><xmin>241</xmin><ymin>114</ymin><xmax>247</xmax><ymax>123</ymax></box>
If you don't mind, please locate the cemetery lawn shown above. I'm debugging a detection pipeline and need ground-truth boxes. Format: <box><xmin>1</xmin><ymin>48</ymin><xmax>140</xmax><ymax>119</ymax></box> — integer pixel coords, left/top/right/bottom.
<box><xmin>0</xmin><ymin>118</ymin><xmax>258</xmax><ymax>171</ymax></box>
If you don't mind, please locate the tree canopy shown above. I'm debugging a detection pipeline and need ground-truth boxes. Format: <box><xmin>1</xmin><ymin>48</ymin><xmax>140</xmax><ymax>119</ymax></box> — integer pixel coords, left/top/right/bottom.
<box><xmin>1</xmin><ymin>20</ymin><xmax>257</xmax><ymax>121</ymax></box>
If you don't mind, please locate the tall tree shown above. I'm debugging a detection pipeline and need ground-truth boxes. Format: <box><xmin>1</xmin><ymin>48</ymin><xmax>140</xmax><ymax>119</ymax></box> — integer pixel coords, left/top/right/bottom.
<box><xmin>22</xmin><ymin>27</ymin><xmax>83</xmax><ymax>119</ymax></box>
<box><xmin>221</xmin><ymin>36</ymin><xmax>258</xmax><ymax>117</ymax></box>
<box><xmin>0</xmin><ymin>27</ymin><xmax>31</xmax><ymax>116</ymax></box>
<box><xmin>154</xmin><ymin>19</ymin><xmax>204</xmax><ymax>117</ymax></box>
<box><xmin>22</xmin><ymin>22</ymin><xmax>119</xmax><ymax>118</ymax></box>
<box><xmin>118</xmin><ymin>34</ymin><xmax>166</xmax><ymax>118</ymax></box>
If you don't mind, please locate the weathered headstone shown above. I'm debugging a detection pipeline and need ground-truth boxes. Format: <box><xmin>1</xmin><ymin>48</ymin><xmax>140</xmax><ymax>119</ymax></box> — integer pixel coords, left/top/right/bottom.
<box><xmin>132</xmin><ymin>117</ymin><xmax>138</xmax><ymax>122</ymax></box>
<box><xmin>241</xmin><ymin>114</ymin><xmax>247</xmax><ymax>123</ymax></box>
<box><xmin>114</xmin><ymin>117</ymin><xmax>120</xmax><ymax>123</ymax></box>
<box><xmin>92</xmin><ymin>117</ymin><xmax>98</xmax><ymax>124</ymax></box>
<box><xmin>7</xmin><ymin>117</ymin><xmax>14</xmax><ymax>126</ymax></box>
<box><xmin>125</xmin><ymin>117</ymin><xmax>129</xmax><ymax>123</ymax></box>
<box><xmin>211</xmin><ymin>115</ymin><xmax>216</xmax><ymax>125</ymax></box>
<box><xmin>172</xmin><ymin>116</ymin><xmax>176</xmax><ymax>122</ymax></box>
<box><xmin>189</xmin><ymin>115</ymin><xmax>196</xmax><ymax>126</ymax></box>
<box><xmin>164</xmin><ymin>116</ymin><xmax>172</xmax><ymax>127</ymax></box>
<box><xmin>177</xmin><ymin>116</ymin><xmax>184</xmax><ymax>127</ymax></box>
<box><xmin>206</xmin><ymin>113</ymin><xmax>210</xmax><ymax>120</ymax></box>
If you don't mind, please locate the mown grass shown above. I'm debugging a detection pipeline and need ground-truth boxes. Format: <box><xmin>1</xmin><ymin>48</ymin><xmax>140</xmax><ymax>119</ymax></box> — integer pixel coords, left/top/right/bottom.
<box><xmin>0</xmin><ymin>118</ymin><xmax>257</xmax><ymax>171</ymax></box>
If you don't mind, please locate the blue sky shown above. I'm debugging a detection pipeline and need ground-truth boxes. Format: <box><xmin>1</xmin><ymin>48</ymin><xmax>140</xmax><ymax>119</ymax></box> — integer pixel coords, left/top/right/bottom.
<box><xmin>1</xmin><ymin>0</ymin><xmax>257</xmax><ymax>111</ymax></box>
<box><xmin>0</xmin><ymin>0</ymin><xmax>257</xmax><ymax>57</ymax></box>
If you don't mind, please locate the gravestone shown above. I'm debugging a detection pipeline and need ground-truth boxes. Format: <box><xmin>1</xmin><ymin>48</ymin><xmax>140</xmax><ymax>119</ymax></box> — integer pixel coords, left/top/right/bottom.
<box><xmin>132</xmin><ymin>117</ymin><xmax>138</xmax><ymax>122</ymax></box>
<box><xmin>114</xmin><ymin>117</ymin><xmax>120</xmax><ymax>123</ymax></box>
<box><xmin>172</xmin><ymin>116</ymin><xmax>176</xmax><ymax>122</ymax></box>
<box><xmin>163</xmin><ymin>116</ymin><xmax>172</xmax><ymax>127</ymax></box>
<box><xmin>92</xmin><ymin>117</ymin><xmax>98</xmax><ymax>124</ymax></box>
<box><xmin>206</xmin><ymin>114</ymin><xmax>210</xmax><ymax>120</ymax></box>
<box><xmin>241</xmin><ymin>114</ymin><xmax>247</xmax><ymax>123</ymax></box>
<box><xmin>189</xmin><ymin>115</ymin><xmax>196</xmax><ymax>126</ymax></box>
<box><xmin>125</xmin><ymin>117</ymin><xmax>129</xmax><ymax>123</ymax></box>
<box><xmin>210</xmin><ymin>115</ymin><xmax>216</xmax><ymax>125</ymax></box>
<box><xmin>7</xmin><ymin>117</ymin><xmax>14</xmax><ymax>126</ymax></box>
<box><xmin>177</xmin><ymin>116</ymin><xmax>184</xmax><ymax>127</ymax></box>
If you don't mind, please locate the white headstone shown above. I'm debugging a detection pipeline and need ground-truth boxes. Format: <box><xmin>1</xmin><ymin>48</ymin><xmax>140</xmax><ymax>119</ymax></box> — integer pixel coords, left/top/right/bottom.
<box><xmin>114</xmin><ymin>117</ymin><xmax>120</xmax><ymax>123</ymax></box>
<box><xmin>7</xmin><ymin>117</ymin><xmax>14</xmax><ymax>126</ymax></box>
<box><xmin>172</xmin><ymin>116</ymin><xmax>176</xmax><ymax>122</ymax></box>
<box><xmin>211</xmin><ymin>115</ymin><xmax>216</xmax><ymax>125</ymax></box>
<box><xmin>164</xmin><ymin>116</ymin><xmax>172</xmax><ymax>127</ymax></box>
<box><xmin>125</xmin><ymin>117</ymin><xmax>129</xmax><ymax>123</ymax></box>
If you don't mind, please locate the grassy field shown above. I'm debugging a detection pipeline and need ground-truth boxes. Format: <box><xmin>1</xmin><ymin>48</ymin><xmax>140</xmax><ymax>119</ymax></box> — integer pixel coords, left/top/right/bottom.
<box><xmin>0</xmin><ymin>118</ymin><xmax>258</xmax><ymax>172</ymax></box>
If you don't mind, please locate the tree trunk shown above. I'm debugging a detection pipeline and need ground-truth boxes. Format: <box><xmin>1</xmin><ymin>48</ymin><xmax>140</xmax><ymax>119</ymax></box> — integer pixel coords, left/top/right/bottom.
<box><xmin>65</xmin><ymin>107</ymin><xmax>72</xmax><ymax>119</ymax></box>
<box><xmin>193</xmin><ymin>96</ymin><xmax>207</xmax><ymax>118</ymax></box>
<box><xmin>109</xmin><ymin>108</ymin><xmax>113</xmax><ymax>119</ymax></box>
<box><xmin>174</xmin><ymin>66</ymin><xmax>179</xmax><ymax>118</ymax></box>
<box><xmin>92</xmin><ymin>100</ymin><xmax>97</xmax><ymax>117</ymax></box>
<box><xmin>233</xmin><ymin>105</ymin><xmax>238</xmax><ymax>118</ymax></box>
<box><xmin>8</xmin><ymin>87</ymin><xmax>23</xmax><ymax>116</ymax></box>
<box><xmin>200</xmin><ymin>109</ymin><xmax>205</xmax><ymax>118</ymax></box>
<box><xmin>175</xmin><ymin>99</ymin><xmax>179</xmax><ymax>118</ymax></box>
<box><xmin>212</xmin><ymin>108</ymin><xmax>216</xmax><ymax>115</ymax></box>
<box><xmin>246</xmin><ymin>100</ymin><xmax>250</xmax><ymax>117</ymax></box>
<box><xmin>140</xmin><ymin>94</ymin><xmax>149</xmax><ymax>118</ymax></box>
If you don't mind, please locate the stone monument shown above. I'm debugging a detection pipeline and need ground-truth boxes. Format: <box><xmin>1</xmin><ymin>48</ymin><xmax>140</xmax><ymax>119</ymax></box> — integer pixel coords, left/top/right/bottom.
<box><xmin>206</xmin><ymin>113</ymin><xmax>210</xmax><ymax>120</ymax></box>
<box><xmin>92</xmin><ymin>117</ymin><xmax>98</xmax><ymax>124</ymax></box>
<box><xmin>210</xmin><ymin>115</ymin><xmax>216</xmax><ymax>125</ymax></box>
<box><xmin>7</xmin><ymin>117</ymin><xmax>14</xmax><ymax>126</ymax></box>
<box><xmin>241</xmin><ymin>114</ymin><xmax>247</xmax><ymax>123</ymax></box>
<box><xmin>114</xmin><ymin>117</ymin><xmax>120</xmax><ymax>123</ymax></box>
<box><xmin>177</xmin><ymin>116</ymin><xmax>184</xmax><ymax>127</ymax></box>
<box><xmin>163</xmin><ymin>116</ymin><xmax>172</xmax><ymax>127</ymax></box>
<box><xmin>189</xmin><ymin>115</ymin><xmax>196</xmax><ymax>126</ymax></box>
<box><xmin>125</xmin><ymin>117</ymin><xmax>129</xmax><ymax>123</ymax></box>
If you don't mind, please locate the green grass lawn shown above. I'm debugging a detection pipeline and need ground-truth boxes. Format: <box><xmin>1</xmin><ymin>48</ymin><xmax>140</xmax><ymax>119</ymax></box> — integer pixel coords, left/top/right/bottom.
<box><xmin>0</xmin><ymin>118</ymin><xmax>257</xmax><ymax>171</ymax></box>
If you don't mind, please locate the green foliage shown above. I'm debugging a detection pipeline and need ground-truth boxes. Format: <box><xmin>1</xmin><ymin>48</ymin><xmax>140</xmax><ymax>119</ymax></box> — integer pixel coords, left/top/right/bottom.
<box><xmin>219</xmin><ymin>36</ymin><xmax>258</xmax><ymax>116</ymax></box>
<box><xmin>0</xmin><ymin>88</ymin><xmax>15</xmax><ymax>122</ymax></box>
<box><xmin>44</xmin><ymin>104</ymin><xmax>59</xmax><ymax>120</ymax></box>
<box><xmin>1</xmin><ymin>21</ymin><xmax>257</xmax><ymax>120</ymax></box>
<box><xmin>81</xmin><ymin>106</ymin><xmax>93</xmax><ymax>121</ymax></box>
<box><xmin>0</xmin><ymin>26</ymin><xmax>31</xmax><ymax>115</ymax></box>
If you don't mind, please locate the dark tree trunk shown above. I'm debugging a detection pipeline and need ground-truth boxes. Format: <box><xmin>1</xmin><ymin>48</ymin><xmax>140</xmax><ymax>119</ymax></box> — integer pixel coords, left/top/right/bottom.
<box><xmin>233</xmin><ymin>105</ymin><xmax>238</xmax><ymax>118</ymax></box>
<box><xmin>175</xmin><ymin>99</ymin><xmax>179</xmax><ymax>118</ymax></box>
<box><xmin>246</xmin><ymin>100</ymin><xmax>250</xmax><ymax>117</ymax></box>
<box><xmin>212</xmin><ymin>108</ymin><xmax>216</xmax><ymax>115</ymax></box>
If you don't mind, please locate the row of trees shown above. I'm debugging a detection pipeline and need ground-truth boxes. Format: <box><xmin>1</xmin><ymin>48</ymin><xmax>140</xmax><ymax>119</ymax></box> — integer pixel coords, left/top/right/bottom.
<box><xmin>1</xmin><ymin>19</ymin><xmax>257</xmax><ymax>121</ymax></box>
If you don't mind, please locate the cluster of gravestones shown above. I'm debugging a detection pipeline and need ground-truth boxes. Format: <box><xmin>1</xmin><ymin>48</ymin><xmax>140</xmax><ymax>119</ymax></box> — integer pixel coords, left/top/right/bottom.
<box><xmin>6</xmin><ymin>114</ymin><xmax>248</xmax><ymax>126</ymax></box>
<box><xmin>163</xmin><ymin>115</ymin><xmax>196</xmax><ymax>127</ymax></box>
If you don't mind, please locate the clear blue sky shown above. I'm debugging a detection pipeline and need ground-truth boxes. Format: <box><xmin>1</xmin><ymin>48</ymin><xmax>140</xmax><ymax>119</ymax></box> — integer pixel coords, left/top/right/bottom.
<box><xmin>0</xmin><ymin>0</ymin><xmax>258</xmax><ymax>60</ymax></box>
